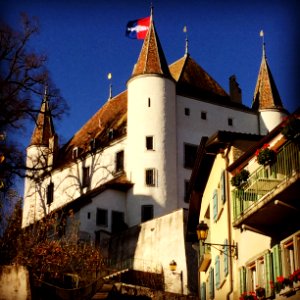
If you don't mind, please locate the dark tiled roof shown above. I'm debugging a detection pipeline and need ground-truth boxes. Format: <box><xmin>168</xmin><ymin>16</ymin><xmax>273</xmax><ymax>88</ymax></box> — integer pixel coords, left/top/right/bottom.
<box><xmin>252</xmin><ymin>54</ymin><xmax>284</xmax><ymax>110</ymax></box>
<box><xmin>169</xmin><ymin>54</ymin><xmax>230</xmax><ymax>103</ymax></box>
<box><xmin>57</xmin><ymin>91</ymin><xmax>127</xmax><ymax>166</ymax></box>
<box><xmin>30</xmin><ymin>97</ymin><xmax>55</xmax><ymax>146</ymax></box>
<box><xmin>131</xmin><ymin>19</ymin><xmax>171</xmax><ymax>78</ymax></box>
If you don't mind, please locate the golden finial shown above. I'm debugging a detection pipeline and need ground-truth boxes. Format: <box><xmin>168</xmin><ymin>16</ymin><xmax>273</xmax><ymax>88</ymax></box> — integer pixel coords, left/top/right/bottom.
<box><xmin>107</xmin><ymin>73</ymin><xmax>112</xmax><ymax>99</ymax></box>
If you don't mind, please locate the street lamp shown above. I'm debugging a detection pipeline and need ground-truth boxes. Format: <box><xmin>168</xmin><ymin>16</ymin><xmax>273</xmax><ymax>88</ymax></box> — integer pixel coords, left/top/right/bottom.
<box><xmin>196</xmin><ymin>221</ymin><xmax>238</xmax><ymax>258</ymax></box>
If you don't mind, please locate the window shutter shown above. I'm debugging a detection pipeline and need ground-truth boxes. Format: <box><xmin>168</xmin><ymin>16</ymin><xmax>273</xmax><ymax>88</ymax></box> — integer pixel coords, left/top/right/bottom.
<box><xmin>213</xmin><ymin>189</ymin><xmax>218</xmax><ymax>222</ymax></box>
<box><xmin>220</xmin><ymin>170</ymin><xmax>226</xmax><ymax>203</ymax></box>
<box><xmin>239</xmin><ymin>267</ymin><xmax>246</xmax><ymax>294</ymax></box>
<box><xmin>209</xmin><ymin>267</ymin><xmax>215</xmax><ymax>299</ymax></box>
<box><xmin>224</xmin><ymin>239</ymin><xmax>229</xmax><ymax>276</ymax></box>
<box><xmin>272</xmin><ymin>244</ymin><xmax>282</xmax><ymax>279</ymax></box>
<box><xmin>215</xmin><ymin>256</ymin><xmax>220</xmax><ymax>289</ymax></box>
<box><xmin>264</xmin><ymin>251</ymin><xmax>274</xmax><ymax>298</ymax></box>
<box><xmin>201</xmin><ymin>282</ymin><xmax>206</xmax><ymax>300</ymax></box>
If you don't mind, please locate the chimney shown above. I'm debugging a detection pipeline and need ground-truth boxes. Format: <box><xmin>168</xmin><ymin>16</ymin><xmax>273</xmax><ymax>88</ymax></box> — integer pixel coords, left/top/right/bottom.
<box><xmin>229</xmin><ymin>75</ymin><xmax>242</xmax><ymax>104</ymax></box>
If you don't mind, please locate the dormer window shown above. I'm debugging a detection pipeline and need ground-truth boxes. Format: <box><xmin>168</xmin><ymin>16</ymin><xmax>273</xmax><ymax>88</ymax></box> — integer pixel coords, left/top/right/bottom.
<box><xmin>89</xmin><ymin>139</ymin><xmax>97</xmax><ymax>151</ymax></box>
<box><xmin>72</xmin><ymin>147</ymin><xmax>79</xmax><ymax>159</ymax></box>
<box><xmin>108</xmin><ymin>129</ymin><xmax>114</xmax><ymax>140</ymax></box>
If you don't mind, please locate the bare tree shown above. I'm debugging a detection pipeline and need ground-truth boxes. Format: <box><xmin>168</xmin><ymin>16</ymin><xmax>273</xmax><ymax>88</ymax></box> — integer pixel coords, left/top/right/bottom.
<box><xmin>0</xmin><ymin>13</ymin><xmax>68</xmax><ymax>192</ymax></box>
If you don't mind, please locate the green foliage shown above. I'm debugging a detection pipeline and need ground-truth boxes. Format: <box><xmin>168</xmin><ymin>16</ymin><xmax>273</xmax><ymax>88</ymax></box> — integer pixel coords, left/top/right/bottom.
<box><xmin>231</xmin><ymin>169</ymin><xmax>250</xmax><ymax>188</ymax></box>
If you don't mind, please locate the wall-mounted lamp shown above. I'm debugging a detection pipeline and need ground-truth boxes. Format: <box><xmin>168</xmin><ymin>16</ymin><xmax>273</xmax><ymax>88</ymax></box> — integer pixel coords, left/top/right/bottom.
<box><xmin>196</xmin><ymin>221</ymin><xmax>238</xmax><ymax>258</ymax></box>
<box><xmin>169</xmin><ymin>260</ymin><xmax>183</xmax><ymax>294</ymax></box>
<box><xmin>169</xmin><ymin>260</ymin><xmax>177</xmax><ymax>272</ymax></box>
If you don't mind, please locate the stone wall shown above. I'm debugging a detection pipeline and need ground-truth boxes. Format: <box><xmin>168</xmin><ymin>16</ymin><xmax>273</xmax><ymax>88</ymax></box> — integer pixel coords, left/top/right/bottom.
<box><xmin>0</xmin><ymin>265</ymin><xmax>31</xmax><ymax>300</ymax></box>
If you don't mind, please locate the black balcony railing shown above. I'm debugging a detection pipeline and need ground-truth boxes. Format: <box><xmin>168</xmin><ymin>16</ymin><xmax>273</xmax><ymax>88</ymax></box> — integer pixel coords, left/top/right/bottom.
<box><xmin>233</xmin><ymin>141</ymin><xmax>300</xmax><ymax>221</ymax></box>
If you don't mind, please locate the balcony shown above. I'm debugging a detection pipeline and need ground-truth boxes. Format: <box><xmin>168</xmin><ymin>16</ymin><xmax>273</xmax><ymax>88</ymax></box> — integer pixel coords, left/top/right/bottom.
<box><xmin>232</xmin><ymin>141</ymin><xmax>300</xmax><ymax>238</ymax></box>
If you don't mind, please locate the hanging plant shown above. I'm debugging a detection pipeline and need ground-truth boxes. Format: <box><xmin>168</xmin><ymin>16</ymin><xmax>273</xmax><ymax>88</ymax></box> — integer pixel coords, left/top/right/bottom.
<box><xmin>281</xmin><ymin>115</ymin><xmax>300</xmax><ymax>146</ymax></box>
<box><xmin>255</xmin><ymin>144</ymin><xmax>276</xmax><ymax>166</ymax></box>
<box><xmin>231</xmin><ymin>169</ymin><xmax>250</xmax><ymax>188</ymax></box>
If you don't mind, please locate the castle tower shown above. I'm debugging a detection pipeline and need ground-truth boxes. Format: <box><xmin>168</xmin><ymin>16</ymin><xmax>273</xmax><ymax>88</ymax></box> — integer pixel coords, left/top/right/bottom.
<box><xmin>22</xmin><ymin>87</ymin><xmax>57</xmax><ymax>227</ymax></box>
<box><xmin>126</xmin><ymin>14</ymin><xmax>177</xmax><ymax>226</ymax></box>
<box><xmin>252</xmin><ymin>37</ymin><xmax>288</xmax><ymax>133</ymax></box>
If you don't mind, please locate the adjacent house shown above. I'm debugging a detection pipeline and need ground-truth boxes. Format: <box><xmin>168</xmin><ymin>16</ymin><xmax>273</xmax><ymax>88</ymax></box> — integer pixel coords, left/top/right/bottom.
<box><xmin>187</xmin><ymin>115</ymin><xmax>300</xmax><ymax>299</ymax></box>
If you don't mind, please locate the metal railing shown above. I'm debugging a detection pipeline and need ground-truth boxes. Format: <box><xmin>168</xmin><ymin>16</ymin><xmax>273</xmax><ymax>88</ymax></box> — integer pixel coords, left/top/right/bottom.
<box><xmin>233</xmin><ymin>141</ymin><xmax>300</xmax><ymax>221</ymax></box>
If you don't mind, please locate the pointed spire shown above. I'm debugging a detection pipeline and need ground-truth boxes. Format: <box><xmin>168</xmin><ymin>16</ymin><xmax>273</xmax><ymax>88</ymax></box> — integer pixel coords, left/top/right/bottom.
<box><xmin>131</xmin><ymin>10</ymin><xmax>171</xmax><ymax>78</ymax></box>
<box><xmin>30</xmin><ymin>85</ymin><xmax>55</xmax><ymax>146</ymax></box>
<box><xmin>252</xmin><ymin>32</ymin><xmax>284</xmax><ymax>111</ymax></box>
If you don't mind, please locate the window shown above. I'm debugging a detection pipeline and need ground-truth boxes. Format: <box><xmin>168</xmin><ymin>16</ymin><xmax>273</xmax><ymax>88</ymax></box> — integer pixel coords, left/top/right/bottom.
<box><xmin>141</xmin><ymin>205</ymin><xmax>153</xmax><ymax>222</ymax></box>
<box><xmin>185</xmin><ymin>108</ymin><xmax>190</xmax><ymax>116</ymax></box>
<box><xmin>228</xmin><ymin>118</ymin><xmax>233</xmax><ymax>126</ymax></box>
<box><xmin>184</xmin><ymin>143</ymin><xmax>198</xmax><ymax>169</ymax></box>
<box><xmin>212</xmin><ymin>171</ymin><xmax>226</xmax><ymax>222</ymax></box>
<box><xmin>96</xmin><ymin>208</ymin><xmax>108</xmax><ymax>227</ymax></box>
<box><xmin>209</xmin><ymin>267</ymin><xmax>215</xmax><ymax>299</ymax></box>
<box><xmin>148</xmin><ymin>97</ymin><xmax>151</xmax><ymax>107</ymax></box>
<box><xmin>145</xmin><ymin>169</ymin><xmax>156</xmax><ymax>186</ymax></box>
<box><xmin>115</xmin><ymin>150</ymin><xmax>124</xmax><ymax>173</ymax></box>
<box><xmin>146</xmin><ymin>136</ymin><xmax>154</xmax><ymax>150</ymax></box>
<box><xmin>201</xmin><ymin>111</ymin><xmax>207</xmax><ymax>120</ymax></box>
<box><xmin>184</xmin><ymin>180</ymin><xmax>190</xmax><ymax>203</ymax></box>
<box><xmin>87</xmin><ymin>212</ymin><xmax>91</xmax><ymax>219</ymax></box>
<box><xmin>72</xmin><ymin>147</ymin><xmax>79</xmax><ymax>159</ymax></box>
<box><xmin>281</xmin><ymin>231</ymin><xmax>300</xmax><ymax>277</ymax></box>
<box><xmin>112</xmin><ymin>211</ymin><xmax>125</xmax><ymax>233</ymax></box>
<box><xmin>82</xmin><ymin>166</ymin><xmax>90</xmax><ymax>188</ymax></box>
<box><xmin>108</xmin><ymin>129</ymin><xmax>114</xmax><ymax>139</ymax></box>
<box><xmin>89</xmin><ymin>139</ymin><xmax>97</xmax><ymax>151</ymax></box>
<box><xmin>46</xmin><ymin>182</ymin><xmax>54</xmax><ymax>205</ymax></box>
<box><xmin>241</xmin><ymin>252</ymin><xmax>274</xmax><ymax>298</ymax></box>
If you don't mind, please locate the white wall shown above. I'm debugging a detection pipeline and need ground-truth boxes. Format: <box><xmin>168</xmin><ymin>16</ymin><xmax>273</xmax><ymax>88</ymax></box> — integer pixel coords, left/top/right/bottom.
<box><xmin>79</xmin><ymin>189</ymin><xmax>126</xmax><ymax>239</ymax></box>
<box><xmin>176</xmin><ymin>95</ymin><xmax>260</xmax><ymax>210</ymax></box>
<box><xmin>126</xmin><ymin>75</ymin><xmax>177</xmax><ymax>226</ymax></box>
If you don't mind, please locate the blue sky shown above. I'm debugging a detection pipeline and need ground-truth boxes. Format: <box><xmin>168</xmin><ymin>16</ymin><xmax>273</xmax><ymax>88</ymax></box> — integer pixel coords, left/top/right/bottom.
<box><xmin>1</xmin><ymin>0</ymin><xmax>299</xmax><ymax>146</ymax></box>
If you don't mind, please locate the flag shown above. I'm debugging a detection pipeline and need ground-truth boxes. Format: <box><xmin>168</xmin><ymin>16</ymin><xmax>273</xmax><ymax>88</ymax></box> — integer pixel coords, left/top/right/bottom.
<box><xmin>126</xmin><ymin>16</ymin><xmax>150</xmax><ymax>39</ymax></box>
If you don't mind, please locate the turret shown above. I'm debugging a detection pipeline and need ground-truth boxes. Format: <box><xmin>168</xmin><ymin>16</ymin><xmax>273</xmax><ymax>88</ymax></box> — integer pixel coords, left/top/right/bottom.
<box><xmin>126</xmin><ymin>12</ymin><xmax>177</xmax><ymax>226</ymax></box>
<box><xmin>22</xmin><ymin>86</ymin><xmax>57</xmax><ymax>227</ymax></box>
<box><xmin>252</xmin><ymin>33</ymin><xmax>288</xmax><ymax>133</ymax></box>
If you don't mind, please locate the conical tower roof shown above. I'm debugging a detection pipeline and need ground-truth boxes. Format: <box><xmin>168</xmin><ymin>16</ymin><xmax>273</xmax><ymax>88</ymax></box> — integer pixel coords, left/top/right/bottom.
<box><xmin>30</xmin><ymin>88</ymin><xmax>55</xmax><ymax>146</ymax></box>
<box><xmin>252</xmin><ymin>44</ymin><xmax>284</xmax><ymax>110</ymax></box>
<box><xmin>131</xmin><ymin>15</ymin><xmax>171</xmax><ymax>78</ymax></box>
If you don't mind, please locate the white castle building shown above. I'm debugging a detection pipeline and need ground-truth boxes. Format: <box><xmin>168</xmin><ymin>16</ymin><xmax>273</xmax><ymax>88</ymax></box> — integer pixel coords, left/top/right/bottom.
<box><xmin>22</xmin><ymin>15</ymin><xmax>287</xmax><ymax>244</ymax></box>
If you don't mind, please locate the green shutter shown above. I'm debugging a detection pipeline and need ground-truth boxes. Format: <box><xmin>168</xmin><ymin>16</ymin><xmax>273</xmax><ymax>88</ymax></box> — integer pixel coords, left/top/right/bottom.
<box><xmin>215</xmin><ymin>256</ymin><xmax>220</xmax><ymax>289</ymax></box>
<box><xmin>265</xmin><ymin>251</ymin><xmax>274</xmax><ymax>298</ymax></box>
<box><xmin>213</xmin><ymin>189</ymin><xmax>218</xmax><ymax>222</ymax></box>
<box><xmin>201</xmin><ymin>282</ymin><xmax>206</xmax><ymax>300</ymax></box>
<box><xmin>220</xmin><ymin>170</ymin><xmax>226</xmax><ymax>203</ymax></box>
<box><xmin>272</xmin><ymin>244</ymin><xmax>282</xmax><ymax>280</ymax></box>
<box><xmin>209</xmin><ymin>267</ymin><xmax>215</xmax><ymax>299</ymax></box>
<box><xmin>224</xmin><ymin>239</ymin><xmax>229</xmax><ymax>276</ymax></box>
<box><xmin>240</xmin><ymin>267</ymin><xmax>246</xmax><ymax>294</ymax></box>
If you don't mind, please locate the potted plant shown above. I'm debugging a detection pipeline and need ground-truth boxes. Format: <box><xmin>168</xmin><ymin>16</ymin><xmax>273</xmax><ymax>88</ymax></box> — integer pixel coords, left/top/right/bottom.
<box><xmin>231</xmin><ymin>169</ymin><xmax>250</xmax><ymax>188</ymax></box>
<box><xmin>272</xmin><ymin>276</ymin><xmax>293</xmax><ymax>294</ymax></box>
<box><xmin>290</xmin><ymin>269</ymin><xmax>300</xmax><ymax>288</ymax></box>
<box><xmin>239</xmin><ymin>291</ymin><xmax>258</xmax><ymax>300</ymax></box>
<box><xmin>255</xmin><ymin>144</ymin><xmax>276</xmax><ymax>166</ymax></box>
<box><xmin>255</xmin><ymin>286</ymin><xmax>265</xmax><ymax>298</ymax></box>
<box><xmin>281</xmin><ymin>115</ymin><xmax>300</xmax><ymax>146</ymax></box>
